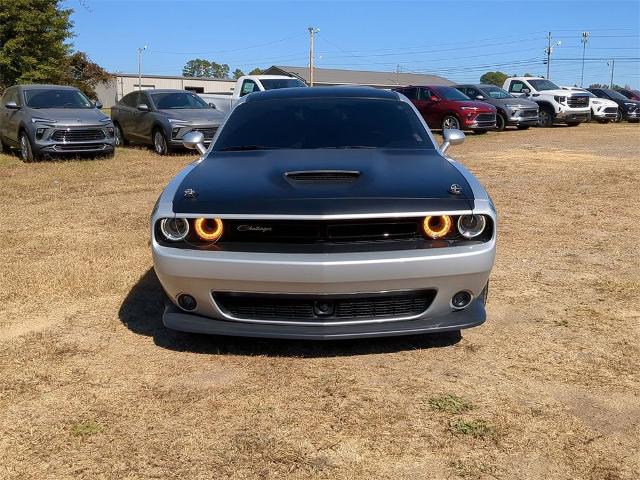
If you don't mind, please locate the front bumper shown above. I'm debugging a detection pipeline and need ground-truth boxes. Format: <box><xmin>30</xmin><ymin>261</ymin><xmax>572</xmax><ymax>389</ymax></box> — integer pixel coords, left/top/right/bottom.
<box><xmin>32</xmin><ymin>125</ymin><xmax>116</xmax><ymax>154</ymax></box>
<box><xmin>505</xmin><ymin>109</ymin><xmax>539</xmax><ymax>126</ymax></box>
<box><xmin>169</xmin><ymin>124</ymin><xmax>219</xmax><ymax>146</ymax></box>
<box><xmin>624</xmin><ymin>109</ymin><xmax>640</xmax><ymax>120</ymax></box>
<box><xmin>463</xmin><ymin>113</ymin><xmax>496</xmax><ymax>131</ymax></box>
<box><xmin>556</xmin><ymin>109</ymin><xmax>590</xmax><ymax>122</ymax></box>
<box><xmin>153</xmin><ymin>240</ymin><xmax>496</xmax><ymax>339</ymax></box>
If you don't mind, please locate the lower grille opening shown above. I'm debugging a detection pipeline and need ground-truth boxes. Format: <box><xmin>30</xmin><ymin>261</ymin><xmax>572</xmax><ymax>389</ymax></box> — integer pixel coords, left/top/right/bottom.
<box><xmin>213</xmin><ymin>290</ymin><xmax>436</xmax><ymax>322</ymax></box>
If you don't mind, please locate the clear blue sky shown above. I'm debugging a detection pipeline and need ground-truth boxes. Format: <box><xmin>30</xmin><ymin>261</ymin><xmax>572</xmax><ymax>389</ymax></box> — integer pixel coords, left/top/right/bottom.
<box><xmin>64</xmin><ymin>0</ymin><xmax>640</xmax><ymax>88</ymax></box>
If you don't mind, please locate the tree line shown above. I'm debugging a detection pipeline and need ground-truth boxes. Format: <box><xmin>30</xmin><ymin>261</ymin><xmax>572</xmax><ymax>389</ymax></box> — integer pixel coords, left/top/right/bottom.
<box><xmin>182</xmin><ymin>59</ymin><xmax>264</xmax><ymax>79</ymax></box>
<box><xmin>0</xmin><ymin>0</ymin><xmax>111</xmax><ymax>98</ymax></box>
<box><xmin>479</xmin><ymin>71</ymin><xmax>630</xmax><ymax>90</ymax></box>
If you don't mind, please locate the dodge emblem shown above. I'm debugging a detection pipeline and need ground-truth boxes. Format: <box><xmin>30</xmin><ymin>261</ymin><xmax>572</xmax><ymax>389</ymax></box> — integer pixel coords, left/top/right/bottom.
<box><xmin>183</xmin><ymin>188</ymin><xmax>198</xmax><ymax>198</ymax></box>
<box><xmin>449</xmin><ymin>184</ymin><xmax>462</xmax><ymax>195</ymax></box>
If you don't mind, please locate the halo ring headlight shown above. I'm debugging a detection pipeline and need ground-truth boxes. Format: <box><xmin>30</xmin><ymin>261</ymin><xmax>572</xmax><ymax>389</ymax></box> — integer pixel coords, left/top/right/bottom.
<box><xmin>194</xmin><ymin>218</ymin><xmax>224</xmax><ymax>242</ymax></box>
<box><xmin>160</xmin><ymin>218</ymin><xmax>189</xmax><ymax>242</ymax></box>
<box><xmin>422</xmin><ymin>215</ymin><xmax>452</xmax><ymax>239</ymax></box>
<box><xmin>457</xmin><ymin>215</ymin><xmax>487</xmax><ymax>239</ymax></box>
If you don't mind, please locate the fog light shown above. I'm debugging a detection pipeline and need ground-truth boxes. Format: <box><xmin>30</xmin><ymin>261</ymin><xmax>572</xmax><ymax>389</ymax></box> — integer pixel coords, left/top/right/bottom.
<box><xmin>36</xmin><ymin>128</ymin><xmax>45</xmax><ymax>140</ymax></box>
<box><xmin>451</xmin><ymin>291</ymin><xmax>472</xmax><ymax>310</ymax></box>
<box><xmin>172</xmin><ymin>127</ymin><xmax>180</xmax><ymax>138</ymax></box>
<box><xmin>107</xmin><ymin>127</ymin><xmax>114</xmax><ymax>137</ymax></box>
<box><xmin>177</xmin><ymin>294</ymin><xmax>197</xmax><ymax>311</ymax></box>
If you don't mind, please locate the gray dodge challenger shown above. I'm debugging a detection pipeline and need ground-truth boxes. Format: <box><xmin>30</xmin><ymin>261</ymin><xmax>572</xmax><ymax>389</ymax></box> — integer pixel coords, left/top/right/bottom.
<box><xmin>152</xmin><ymin>87</ymin><xmax>497</xmax><ymax>339</ymax></box>
<box><xmin>0</xmin><ymin>84</ymin><xmax>115</xmax><ymax>161</ymax></box>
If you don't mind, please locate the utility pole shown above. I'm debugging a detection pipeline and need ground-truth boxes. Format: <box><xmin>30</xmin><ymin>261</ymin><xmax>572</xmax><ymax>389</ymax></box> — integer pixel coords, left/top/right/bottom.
<box><xmin>545</xmin><ymin>32</ymin><xmax>552</xmax><ymax>79</ymax></box>
<box><xmin>396</xmin><ymin>64</ymin><xmax>400</xmax><ymax>86</ymax></box>
<box><xmin>608</xmin><ymin>59</ymin><xmax>615</xmax><ymax>88</ymax></box>
<box><xmin>308</xmin><ymin>27</ymin><xmax>319</xmax><ymax>86</ymax></box>
<box><xmin>137</xmin><ymin>45</ymin><xmax>147</xmax><ymax>91</ymax></box>
<box><xmin>580</xmin><ymin>31</ymin><xmax>589</xmax><ymax>87</ymax></box>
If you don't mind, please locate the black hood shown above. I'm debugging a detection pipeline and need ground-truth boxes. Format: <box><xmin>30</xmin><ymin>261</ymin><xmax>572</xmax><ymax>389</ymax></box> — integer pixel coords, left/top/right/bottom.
<box><xmin>173</xmin><ymin>149</ymin><xmax>474</xmax><ymax>215</ymax></box>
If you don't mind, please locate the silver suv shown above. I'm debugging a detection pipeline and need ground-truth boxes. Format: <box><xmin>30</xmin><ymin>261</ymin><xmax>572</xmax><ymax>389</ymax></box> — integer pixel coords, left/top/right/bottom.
<box><xmin>0</xmin><ymin>84</ymin><xmax>116</xmax><ymax>161</ymax></box>
<box><xmin>110</xmin><ymin>89</ymin><xmax>226</xmax><ymax>155</ymax></box>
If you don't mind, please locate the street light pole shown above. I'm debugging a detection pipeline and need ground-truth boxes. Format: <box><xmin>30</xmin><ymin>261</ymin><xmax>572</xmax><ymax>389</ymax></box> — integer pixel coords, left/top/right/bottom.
<box><xmin>607</xmin><ymin>59</ymin><xmax>615</xmax><ymax>88</ymax></box>
<box><xmin>137</xmin><ymin>45</ymin><xmax>147</xmax><ymax>91</ymax></box>
<box><xmin>580</xmin><ymin>32</ymin><xmax>589</xmax><ymax>87</ymax></box>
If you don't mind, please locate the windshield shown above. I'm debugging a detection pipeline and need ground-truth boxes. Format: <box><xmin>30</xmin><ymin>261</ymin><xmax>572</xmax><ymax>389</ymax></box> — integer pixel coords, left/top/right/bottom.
<box><xmin>150</xmin><ymin>92</ymin><xmax>210</xmax><ymax>109</ymax></box>
<box><xmin>604</xmin><ymin>89</ymin><xmax>629</xmax><ymax>100</ymax></box>
<box><xmin>260</xmin><ymin>78</ymin><xmax>307</xmax><ymax>90</ymax></box>
<box><xmin>213</xmin><ymin>98</ymin><xmax>435</xmax><ymax>151</ymax></box>
<box><xmin>24</xmin><ymin>89</ymin><xmax>92</xmax><ymax>109</ymax></box>
<box><xmin>528</xmin><ymin>79</ymin><xmax>560</xmax><ymax>91</ymax></box>
<box><xmin>436</xmin><ymin>87</ymin><xmax>470</xmax><ymax>101</ymax></box>
<box><xmin>481</xmin><ymin>86</ymin><xmax>512</xmax><ymax>99</ymax></box>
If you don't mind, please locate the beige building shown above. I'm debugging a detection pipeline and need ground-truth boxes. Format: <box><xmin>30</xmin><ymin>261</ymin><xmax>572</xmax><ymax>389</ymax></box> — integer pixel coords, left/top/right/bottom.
<box><xmin>95</xmin><ymin>73</ymin><xmax>236</xmax><ymax>107</ymax></box>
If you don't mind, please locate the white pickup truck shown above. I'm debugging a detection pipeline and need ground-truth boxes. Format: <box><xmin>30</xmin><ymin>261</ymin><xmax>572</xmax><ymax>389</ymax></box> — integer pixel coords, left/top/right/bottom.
<box><xmin>502</xmin><ymin>77</ymin><xmax>590</xmax><ymax>127</ymax></box>
<box><xmin>199</xmin><ymin>75</ymin><xmax>307</xmax><ymax>114</ymax></box>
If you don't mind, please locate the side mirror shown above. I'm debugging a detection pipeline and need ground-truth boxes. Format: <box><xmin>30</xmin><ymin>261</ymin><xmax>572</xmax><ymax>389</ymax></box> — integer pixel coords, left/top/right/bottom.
<box><xmin>95</xmin><ymin>101</ymin><xmax>103</xmax><ymax>109</ymax></box>
<box><xmin>208</xmin><ymin>102</ymin><xmax>216</xmax><ymax>109</ymax></box>
<box><xmin>440</xmin><ymin>128</ymin><xmax>465</xmax><ymax>154</ymax></box>
<box><xmin>521</xmin><ymin>88</ymin><xmax>531</xmax><ymax>95</ymax></box>
<box><xmin>182</xmin><ymin>131</ymin><xmax>207</xmax><ymax>155</ymax></box>
<box><xmin>5</xmin><ymin>101</ymin><xmax>19</xmax><ymax>109</ymax></box>
<box><xmin>430</xmin><ymin>96</ymin><xmax>439</xmax><ymax>102</ymax></box>
<box><xmin>475</xmin><ymin>95</ymin><xmax>485</xmax><ymax>101</ymax></box>
<box><xmin>137</xmin><ymin>103</ymin><xmax>149</xmax><ymax>111</ymax></box>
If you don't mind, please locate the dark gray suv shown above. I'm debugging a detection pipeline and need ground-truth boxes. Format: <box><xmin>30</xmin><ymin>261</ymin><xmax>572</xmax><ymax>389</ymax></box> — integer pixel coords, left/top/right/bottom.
<box><xmin>111</xmin><ymin>89</ymin><xmax>226</xmax><ymax>155</ymax></box>
<box><xmin>0</xmin><ymin>84</ymin><xmax>115</xmax><ymax>161</ymax></box>
<box><xmin>455</xmin><ymin>84</ymin><xmax>539</xmax><ymax>131</ymax></box>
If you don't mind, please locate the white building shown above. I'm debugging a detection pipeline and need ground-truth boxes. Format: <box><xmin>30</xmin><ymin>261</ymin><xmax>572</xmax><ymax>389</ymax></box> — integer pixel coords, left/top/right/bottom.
<box><xmin>95</xmin><ymin>73</ymin><xmax>236</xmax><ymax>107</ymax></box>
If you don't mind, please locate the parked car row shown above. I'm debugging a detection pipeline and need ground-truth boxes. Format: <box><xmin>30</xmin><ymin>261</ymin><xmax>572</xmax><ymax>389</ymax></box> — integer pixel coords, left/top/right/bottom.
<box><xmin>1</xmin><ymin>75</ymin><xmax>638</xmax><ymax>161</ymax></box>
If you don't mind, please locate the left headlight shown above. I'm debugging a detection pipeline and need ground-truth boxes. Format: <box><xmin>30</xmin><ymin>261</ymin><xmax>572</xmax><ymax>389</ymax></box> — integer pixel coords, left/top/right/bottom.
<box><xmin>160</xmin><ymin>218</ymin><xmax>189</xmax><ymax>241</ymax></box>
<box><xmin>31</xmin><ymin>117</ymin><xmax>56</xmax><ymax>125</ymax></box>
<box><xmin>457</xmin><ymin>215</ymin><xmax>487</xmax><ymax>239</ymax></box>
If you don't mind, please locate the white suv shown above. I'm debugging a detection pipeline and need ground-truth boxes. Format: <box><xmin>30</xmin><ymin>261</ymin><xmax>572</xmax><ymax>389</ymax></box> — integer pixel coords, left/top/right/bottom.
<box><xmin>561</xmin><ymin>86</ymin><xmax>618</xmax><ymax>123</ymax></box>
<box><xmin>502</xmin><ymin>77</ymin><xmax>590</xmax><ymax>127</ymax></box>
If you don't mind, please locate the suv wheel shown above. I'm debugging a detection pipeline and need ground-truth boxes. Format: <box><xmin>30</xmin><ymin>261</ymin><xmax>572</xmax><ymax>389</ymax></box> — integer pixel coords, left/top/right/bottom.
<box><xmin>496</xmin><ymin>113</ymin><xmax>506</xmax><ymax>131</ymax></box>
<box><xmin>114</xmin><ymin>123</ymin><xmax>127</xmax><ymax>147</ymax></box>
<box><xmin>613</xmin><ymin>108</ymin><xmax>623</xmax><ymax>123</ymax></box>
<box><xmin>19</xmin><ymin>132</ymin><xmax>35</xmax><ymax>162</ymax></box>
<box><xmin>441</xmin><ymin>115</ymin><xmax>460</xmax><ymax>130</ymax></box>
<box><xmin>538</xmin><ymin>109</ymin><xmax>554</xmax><ymax>128</ymax></box>
<box><xmin>153</xmin><ymin>129</ymin><xmax>168</xmax><ymax>155</ymax></box>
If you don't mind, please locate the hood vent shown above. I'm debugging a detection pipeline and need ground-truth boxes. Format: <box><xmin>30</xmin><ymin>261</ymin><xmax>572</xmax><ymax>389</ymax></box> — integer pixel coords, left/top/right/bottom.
<box><xmin>284</xmin><ymin>170</ymin><xmax>361</xmax><ymax>183</ymax></box>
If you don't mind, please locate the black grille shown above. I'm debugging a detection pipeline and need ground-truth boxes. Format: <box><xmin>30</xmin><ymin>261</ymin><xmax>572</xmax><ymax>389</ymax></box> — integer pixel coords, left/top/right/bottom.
<box><xmin>51</xmin><ymin>129</ymin><xmax>105</xmax><ymax>142</ymax></box>
<box><xmin>214</xmin><ymin>290</ymin><xmax>436</xmax><ymax>321</ymax></box>
<box><xmin>521</xmin><ymin>109</ymin><xmax>538</xmax><ymax>118</ymax></box>
<box><xmin>604</xmin><ymin>107</ymin><xmax>618</xmax><ymax>114</ymax></box>
<box><xmin>567</xmin><ymin>96</ymin><xmax>589</xmax><ymax>107</ymax></box>
<box><xmin>222</xmin><ymin>218</ymin><xmax>421</xmax><ymax>244</ymax></box>
<box><xmin>475</xmin><ymin>113</ymin><xmax>496</xmax><ymax>122</ymax></box>
<box><xmin>285</xmin><ymin>170</ymin><xmax>360</xmax><ymax>183</ymax></box>
<box><xmin>190</xmin><ymin>127</ymin><xmax>218</xmax><ymax>141</ymax></box>
<box><xmin>53</xmin><ymin>143</ymin><xmax>106</xmax><ymax>151</ymax></box>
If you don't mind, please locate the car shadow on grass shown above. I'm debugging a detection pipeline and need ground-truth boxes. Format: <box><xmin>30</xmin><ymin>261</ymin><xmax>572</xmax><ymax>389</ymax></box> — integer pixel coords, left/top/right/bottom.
<box><xmin>118</xmin><ymin>268</ymin><xmax>462</xmax><ymax>357</ymax></box>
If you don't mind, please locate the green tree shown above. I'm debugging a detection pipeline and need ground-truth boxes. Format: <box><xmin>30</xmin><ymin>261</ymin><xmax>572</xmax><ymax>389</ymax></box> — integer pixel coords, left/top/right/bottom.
<box><xmin>64</xmin><ymin>51</ymin><xmax>113</xmax><ymax>98</ymax></box>
<box><xmin>183</xmin><ymin>59</ymin><xmax>214</xmax><ymax>77</ymax></box>
<box><xmin>210</xmin><ymin>61</ymin><xmax>229</xmax><ymax>78</ymax></box>
<box><xmin>0</xmin><ymin>0</ymin><xmax>73</xmax><ymax>89</ymax></box>
<box><xmin>232</xmin><ymin>68</ymin><xmax>244</xmax><ymax>79</ymax></box>
<box><xmin>479</xmin><ymin>71</ymin><xmax>508</xmax><ymax>87</ymax></box>
<box><xmin>249</xmin><ymin>67</ymin><xmax>263</xmax><ymax>75</ymax></box>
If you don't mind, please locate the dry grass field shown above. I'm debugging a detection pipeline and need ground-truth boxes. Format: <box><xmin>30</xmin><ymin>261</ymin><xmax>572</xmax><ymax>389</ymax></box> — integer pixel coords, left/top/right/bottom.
<box><xmin>1</xmin><ymin>123</ymin><xmax>639</xmax><ymax>479</ymax></box>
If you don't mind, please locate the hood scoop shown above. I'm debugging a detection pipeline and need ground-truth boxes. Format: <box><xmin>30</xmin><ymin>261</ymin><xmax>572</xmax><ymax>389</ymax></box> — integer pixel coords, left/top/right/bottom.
<box><xmin>284</xmin><ymin>170</ymin><xmax>361</xmax><ymax>183</ymax></box>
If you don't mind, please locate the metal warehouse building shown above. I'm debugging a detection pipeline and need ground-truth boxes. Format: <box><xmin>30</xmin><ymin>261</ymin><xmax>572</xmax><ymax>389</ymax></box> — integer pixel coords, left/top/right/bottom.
<box><xmin>95</xmin><ymin>67</ymin><xmax>453</xmax><ymax>107</ymax></box>
<box><xmin>263</xmin><ymin>65</ymin><xmax>454</xmax><ymax>89</ymax></box>
<box><xmin>95</xmin><ymin>73</ymin><xmax>236</xmax><ymax>107</ymax></box>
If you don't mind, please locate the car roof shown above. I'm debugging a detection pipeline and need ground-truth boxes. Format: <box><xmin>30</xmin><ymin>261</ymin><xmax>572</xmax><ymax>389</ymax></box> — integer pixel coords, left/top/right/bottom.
<box><xmin>18</xmin><ymin>84</ymin><xmax>79</xmax><ymax>90</ymax></box>
<box><xmin>140</xmin><ymin>89</ymin><xmax>198</xmax><ymax>94</ymax></box>
<box><xmin>243</xmin><ymin>86</ymin><xmax>400</xmax><ymax>103</ymax></box>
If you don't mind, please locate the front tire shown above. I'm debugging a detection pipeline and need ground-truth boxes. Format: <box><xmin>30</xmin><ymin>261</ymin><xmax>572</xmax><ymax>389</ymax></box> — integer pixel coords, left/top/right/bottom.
<box><xmin>114</xmin><ymin>123</ymin><xmax>128</xmax><ymax>147</ymax></box>
<box><xmin>538</xmin><ymin>109</ymin><xmax>554</xmax><ymax>128</ymax></box>
<box><xmin>441</xmin><ymin>115</ymin><xmax>460</xmax><ymax>131</ymax></box>
<box><xmin>19</xmin><ymin>131</ymin><xmax>35</xmax><ymax>162</ymax></box>
<box><xmin>153</xmin><ymin>128</ymin><xmax>168</xmax><ymax>155</ymax></box>
<box><xmin>495</xmin><ymin>113</ymin><xmax>506</xmax><ymax>131</ymax></box>
<box><xmin>613</xmin><ymin>108</ymin><xmax>623</xmax><ymax>123</ymax></box>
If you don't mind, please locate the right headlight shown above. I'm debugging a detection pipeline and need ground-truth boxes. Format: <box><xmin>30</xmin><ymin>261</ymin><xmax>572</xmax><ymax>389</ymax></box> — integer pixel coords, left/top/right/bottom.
<box><xmin>457</xmin><ymin>215</ymin><xmax>487</xmax><ymax>239</ymax></box>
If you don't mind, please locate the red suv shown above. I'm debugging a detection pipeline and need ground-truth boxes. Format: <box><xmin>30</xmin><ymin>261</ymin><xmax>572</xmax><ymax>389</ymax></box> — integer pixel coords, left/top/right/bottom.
<box><xmin>395</xmin><ymin>85</ymin><xmax>497</xmax><ymax>133</ymax></box>
<box><xmin>616</xmin><ymin>88</ymin><xmax>640</xmax><ymax>101</ymax></box>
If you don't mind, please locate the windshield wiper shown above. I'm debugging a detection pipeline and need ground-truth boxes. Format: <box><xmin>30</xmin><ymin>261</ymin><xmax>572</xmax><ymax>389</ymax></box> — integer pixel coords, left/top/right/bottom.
<box><xmin>219</xmin><ymin>145</ymin><xmax>284</xmax><ymax>151</ymax></box>
<box><xmin>316</xmin><ymin>145</ymin><xmax>376</xmax><ymax>149</ymax></box>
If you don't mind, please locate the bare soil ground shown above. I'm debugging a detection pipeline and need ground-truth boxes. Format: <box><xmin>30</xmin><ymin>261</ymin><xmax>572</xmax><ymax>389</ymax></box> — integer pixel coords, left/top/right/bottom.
<box><xmin>1</xmin><ymin>123</ymin><xmax>639</xmax><ymax>479</ymax></box>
